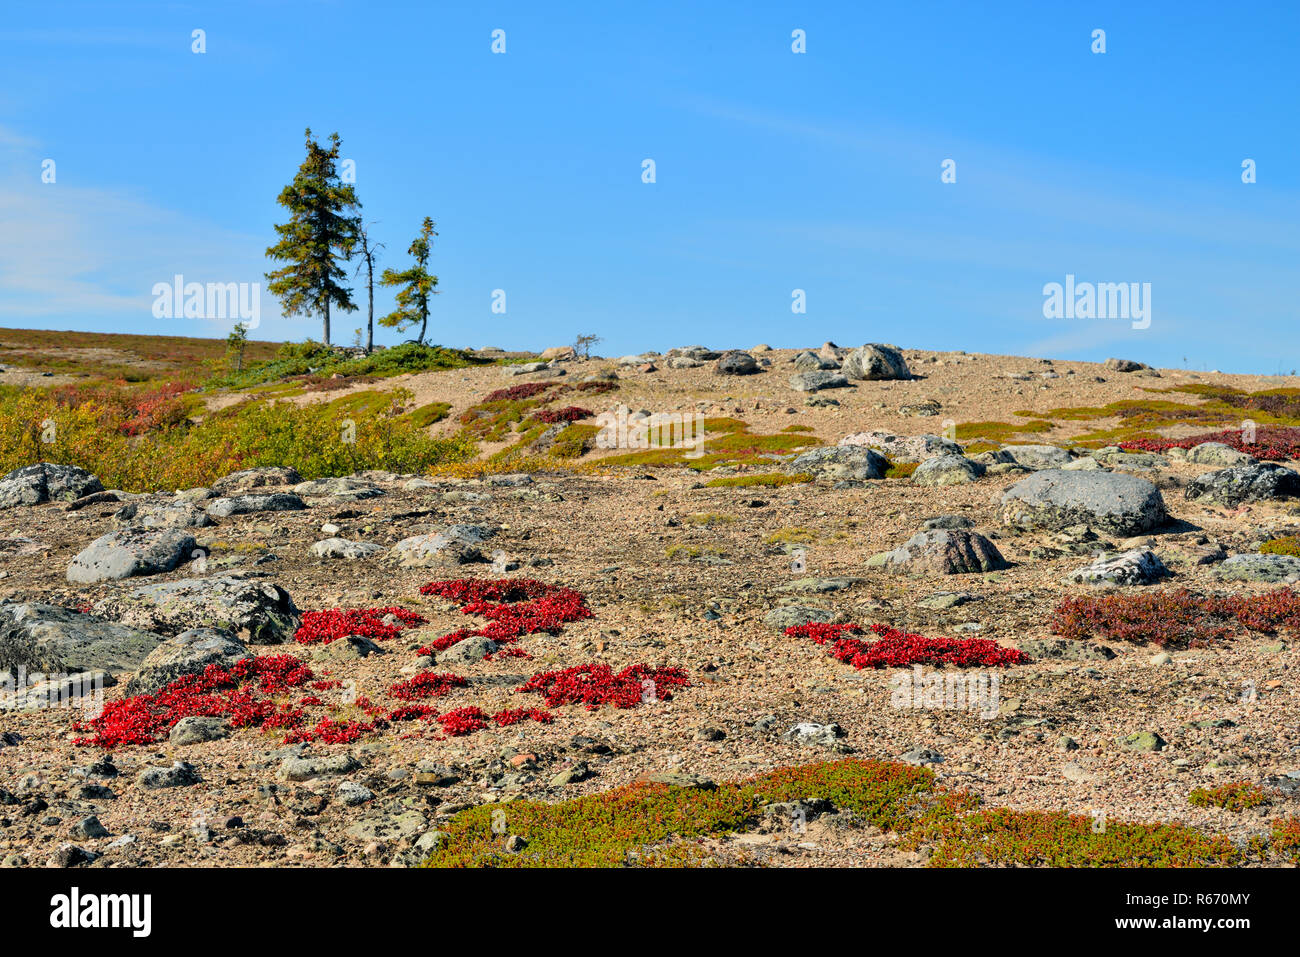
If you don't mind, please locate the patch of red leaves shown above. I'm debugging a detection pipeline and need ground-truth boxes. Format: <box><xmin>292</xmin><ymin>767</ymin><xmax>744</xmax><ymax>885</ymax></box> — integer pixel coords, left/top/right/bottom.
<box><xmin>531</xmin><ymin>406</ymin><xmax>593</xmax><ymax>424</ymax></box>
<box><xmin>1120</xmin><ymin>426</ymin><xmax>1300</xmax><ymax>462</ymax></box>
<box><xmin>415</xmin><ymin>578</ymin><xmax>592</xmax><ymax>653</ymax></box>
<box><xmin>517</xmin><ymin>664</ymin><xmax>691</xmax><ymax>710</ymax></box>
<box><xmin>388</xmin><ymin>671</ymin><xmax>468</xmax><ymax>700</ymax></box>
<box><xmin>1052</xmin><ymin>587</ymin><xmax>1300</xmax><ymax>647</ymax></box>
<box><xmin>786</xmin><ymin>622</ymin><xmax>1028</xmax><ymax>669</ymax></box>
<box><xmin>73</xmin><ymin>654</ymin><xmax>316</xmax><ymax>749</ymax></box>
<box><xmin>294</xmin><ymin>607</ymin><xmax>427</xmax><ymax>645</ymax></box>
<box><xmin>482</xmin><ymin>382</ymin><xmax>554</xmax><ymax>403</ymax></box>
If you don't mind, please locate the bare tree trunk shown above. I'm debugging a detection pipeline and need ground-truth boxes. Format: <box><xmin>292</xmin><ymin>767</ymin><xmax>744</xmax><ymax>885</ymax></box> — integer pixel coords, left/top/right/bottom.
<box><xmin>366</xmin><ymin>263</ymin><xmax>374</xmax><ymax>353</ymax></box>
<box><xmin>323</xmin><ymin>300</ymin><xmax>331</xmax><ymax>345</ymax></box>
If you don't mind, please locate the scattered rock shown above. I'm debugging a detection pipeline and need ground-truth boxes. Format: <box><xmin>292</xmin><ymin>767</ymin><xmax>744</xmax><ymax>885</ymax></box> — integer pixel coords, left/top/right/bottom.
<box><xmin>0</xmin><ymin>463</ymin><xmax>104</xmax><ymax>509</ymax></box>
<box><xmin>137</xmin><ymin>761</ymin><xmax>202</xmax><ymax>789</ymax></box>
<box><xmin>210</xmin><ymin>466</ymin><xmax>302</xmax><ymax>495</ymax></box>
<box><xmin>841</xmin><ymin>344</ymin><xmax>910</xmax><ymax>381</ymax></box>
<box><xmin>868</xmin><ymin>529</ymin><xmax>1007</xmax><ymax>575</ymax></box>
<box><xmin>206</xmin><ymin>492</ymin><xmax>307</xmax><ymax>518</ymax></box>
<box><xmin>0</xmin><ymin>603</ymin><xmax>163</xmax><ymax>677</ymax></box>
<box><xmin>66</xmin><ymin>527</ymin><xmax>197</xmax><ymax>583</ymax></box>
<box><xmin>1001</xmin><ymin>470</ymin><xmax>1168</xmax><ymax>536</ymax></box>
<box><xmin>1213</xmin><ymin>553</ymin><xmax>1300</xmax><ymax>583</ymax></box>
<box><xmin>169</xmin><ymin>715</ymin><xmax>230</xmax><ymax>746</ymax></box>
<box><xmin>786</xmin><ymin>446</ymin><xmax>886</xmax><ymax>483</ymax></box>
<box><xmin>309</xmin><ymin>537</ymin><xmax>384</xmax><ymax>560</ymax></box>
<box><xmin>716</xmin><ymin>351</ymin><xmax>760</xmax><ymax>375</ymax></box>
<box><xmin>1185</xmin><ymin>463</ymin><xmax>1300</xmax><ymax>507</ymax></box>
<box><xmin>125</xmin><ymin>628</ymin><xmax>249</xmax><ymax>694</ymax></box>
<box><xmin>94</xmin><ymin>576</ymin><xmax>301</xmax><ymax>644</ymax></box>
<box><xmin>1064</xmin><ymin>549</ymin><xmax>1170</xmax><ymax>586</ymax></box>
<box><xmin>912</xmin><ymin>454</ymin><xmax>983</xmax><ymax>486</ymax></box>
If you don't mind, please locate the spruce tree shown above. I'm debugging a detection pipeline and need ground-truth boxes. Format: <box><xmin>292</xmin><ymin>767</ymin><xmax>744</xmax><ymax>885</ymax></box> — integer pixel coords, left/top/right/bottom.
<box><xmin>378</xmin><ymin>217</ymin><xmax>438</xmax><ymax>345</ymax></box>
<box><xmin>265</xmin><ymin>129</ymin><xmax>361</xmax><ymax>345</ymax></box>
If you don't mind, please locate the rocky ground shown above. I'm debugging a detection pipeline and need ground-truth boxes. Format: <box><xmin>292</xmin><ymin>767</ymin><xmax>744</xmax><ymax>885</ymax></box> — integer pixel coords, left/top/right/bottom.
<box><xmin>2</xmin><ymin>343</ymin><xmax>1300</xmax><ymax>868</ymax></box>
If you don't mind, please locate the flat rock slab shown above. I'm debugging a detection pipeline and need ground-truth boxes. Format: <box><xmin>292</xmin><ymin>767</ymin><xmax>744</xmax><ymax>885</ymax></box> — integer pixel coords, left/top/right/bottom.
<box><xmin>309</xmin><ymin>537</ymin><xmax>384</xmax><ymax>560</ymax></box>
<box><xmin>868</xmin><ymin>529</ymin><xmax>1007</xmax><ymax>575</ymax></box>
<box><xmin>1212</xmin><ymin>553</ymin><xmax>1300</xmax><ymax>583</ymax></box>
<box><xmin>206</xmin><ymin>493</ymin><xmax>307</xmax><ymax>518</ymax></box>
<box><xmin>1000</xmin><ymin>470</ymin><xmax>1167</xmax><ymax>536</ymax></box>
<box><xmin>92</xmin><ymin>576</ymin><xmax>301</xmax><ymax>644</ymax></box>
<box><xmin>789</xmin><ymin>371</ymin><xmax>849</xmax><ymax>392</ymax></box>
<box><xmin>1185</xmin><ymin>463</ymin><xmax>1300</xmax><ymax>507</ymax></box>
<box><xmin>0</xmin><ymin>603</ymin><xmax>163</xmax><ymax>676</ymax></box>
<box><xmin>293</xmin><ymin>478</ymin><xmax>385</xmax><ymax>501</ymax></box>
<box><xmin>763</xmin><ymin>606</ymin><xmax>834</xmax><ymax>631</ymax></box>
<box><xmin>66</xmin><ymin>528</ymin><xmax>197</xmax><ymax>583</ymax></box>
<box><xmin>0</xmin><ymin>463</ymin><xmax>103</xmax><ymax>509</ymax></box>
<box><xmin>392</xmin><ymin>524</ymin><xmax>494</xmax><ymax>567</ymax></box>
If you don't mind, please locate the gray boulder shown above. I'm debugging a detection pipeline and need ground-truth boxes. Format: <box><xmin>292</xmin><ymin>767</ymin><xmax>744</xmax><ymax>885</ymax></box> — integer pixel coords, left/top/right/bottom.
<box><xmin>790</xmin><ymin>371</ymin><xmax>850</xmax><ymax>392</ymax></box>
<box><xmin>841</xmin><ymin>344</ymin><xmax>910</xmax><ymax>381</ymax></box>
<box><xmin>792</xmin><ymin>350</ymin><xmax>838</xmax><ymax>372</ymax></box>
<box><xmin>125</xmin><ymin>628</ymin><xmax>249</xmax><ymax>694</ymax></box>
<box><xmin>0</xmin><ymin>463</ymin><xmax>103</xmax><ymax>509</ymax></box>
<box><xmin>0</xmin><ymin>603</ymin><xmax>163</xmax><ymax>676</ymax></box>
<box><xmin>1001</xmin><ymin>470</ymin><xmax>1167</xmax><ymax>536</ymax></box>
<box><xmin>66</xmin><ymin>528</ymin><xmax>197</xmax><ymax>583</ymax></box>
<box><xmin>210</xmin><ymin>466</ymin><xmax>302</xmax><ymax>495</ymax></box>
<box><xmin>169</xmin><ymin>716</ymin><xmax>230</xmax><ymax>746</ymax></box>
<box><xmin>392</xmin><ymin>524</ymin><xmax>494</xmax><ymax>567</ymax></box>
<box><xmin>716</xmin><ymin>350</ymin><xmax>760</xmax><ymax>375</ymax></box>
<box><xmin>114</xmin><ymin>500</ymin><xmax>212</xmax><ymax>529</ymax></box>
<box><xmin>1182</xmin><ymin>442</ymin><xmax>1256</xmax><ymax>467</ymax></box>
<box><xmin>1185</xmin><ymin>463</ymin><xmax>1300</xmax><ymax>507</ymax></box>
<box><xmin>92</xmin><ymin>576</ymin><xmax>301</xmax><ymax>644</ymax></box>
<box><xmin>787</xmin><ymin>446</ymin><xmax>886</xmax><ymax>483</ymax></box>
<box><xmin>1064</xmin><ymin>549</ymin><xmax>1169</xmax><ymax>586</ymax></box>
<box><xmin>763</xmin><ymin>607</ymin><xmax>834</xmax><ymax>631</ymax></box>
<box><xmin>868</xmin><ymin>529</ymin><xmax>1007</xmax><ymax>575</ymax></box>
<box><xmin>205</xmin><ymin>492</ymin><xmax>307</xmax><ymax>518</ymax></box>
<box><xmin>838</xmin><ymin>431</ymin><xmax>962</xmax><ymax>462</ymax></box>
<box><xmin>1000</xmin><ymin>445</ymin><xmax>1074</xmax><ymax>470</ymax></box>
<box><xmin>912</xmin><ymin>454</ymin><xmax>983</xmax><ymax>486</ymax></box>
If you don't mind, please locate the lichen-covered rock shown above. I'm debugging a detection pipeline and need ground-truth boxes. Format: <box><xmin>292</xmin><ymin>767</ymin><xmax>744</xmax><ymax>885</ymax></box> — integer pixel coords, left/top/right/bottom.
<box><xmin>124</xmin><ymin>628</ymin><xmax>249</xmax><ymax>694</ymax></box>
<box><xmin>786</xmin><ymin>446</ymin><xmax>887</xmax><ymax>483</ymax></box>
<box><xmin>206</xmin><ymin>492</ymin><xmax>307</xmax><ymax>518</ymax></box>
<box><xmin>1090</xmin><ymin>447</ymin><xmax>1169</xmax><ymax>470</ymax></box>
<box><xmin>789</xmin><ymin>371</ymin><xmax>850</xmax><ymax>392</ymax></box>
<box><xmin>292</xmin><ymin>477</ymin><xmax>385</xmax><ymax>501</ymax></box>
<box><xmin>1001</xmin><ymin>470</ymin><xmax>1167</xmax><ymax>536</ymax></box>
<box><xmin>0</xmin><ymin>604</ymin><xmax>163</xmax><ymax>677</ymax></box>
<box><xmin>114</xmin><ymin>500</ymin><xmax>213</xmax><ymax>529</ymax></box>
<box><xmin>1000</xmin><ymin>445</ymin><xmax>1074</xmax><ymax>470</ymax></box>
<box><xmin>1212</xmin><ymin>553</ymin><xmax>1300</xmax><ymax>583</ymax></box>
<box><xmin>392</xmin><ymin>524</ymin><xmax>494</xmax><ymax>567</ymax></box>
<box><xmin>867</xmin><ymin>529</ymin><xmax>1007</xmax><ymax>574</ymax></box>
<box><xmin>1184</xmin><ymin>463</ymin><xmax>1300</xmax><ymax>507</ymax></box>
<box><xmin>912</xmin><ymin>454</ymin><xmax>983</xmax><ymax>487</ymax></box>
<box><xmin>839</xmin><ymin>431</ymin><xmax>962</xmax><ymax>463</ymax></box>
<box><xmin>841</xmin><ymin>344</ymin><xmax>910</xmax><ymax>381</ymax></box>
<box><xmin>210</xmin><ymin>466</ymin><xmax>302</xmax><ymax>495</ymax></box>
<box><xmin>1063</xmin><ymin>549</ymin><xmax>1169</xmax><ymax>586</ymax></box>
<box><xmin>93</xmin><ymin>576</ymin><xmax>301</xmax><ymax>644</ymax></box>
<box><xmin>0</xmin><ymin>463</ymin><xmax>104</xmax><ymax>509</ymax></box>
<box><xmin>309</xmin><ymin>537</ymin><xmax>384</xmax><ymax>560</ymax></box>
<box><xmin>66</xmin><ymin>528</ymin><xmax>197</xmax><ymax>583</ymax></box>
<box><xmin>1182</xmin><ymin>442</ymin><xmax>1256</xmax><ymax>467</ymax></box>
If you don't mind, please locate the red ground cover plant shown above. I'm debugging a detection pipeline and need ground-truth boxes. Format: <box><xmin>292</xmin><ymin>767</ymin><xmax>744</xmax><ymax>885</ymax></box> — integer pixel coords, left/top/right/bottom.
<box><xmin>415</xmin><ymin>578</ymin><xmax>592</xmax><ymax>654</ymax></box>
<box><xmin>294</xmin><ymin>607</ymin><xmax>427</xmax><ymax>644</ymax></box>
<box><xmin>531</xmin><ymin>406</ymin><xmax>593</xmax><ymax>424</ymax></box>
<box><xmin>518</xmin><ymin>664</ymin><xmax>691</xmax><ymax>710</ymax></box>
<box><xmin>73</xmin><ymin>654</ymin><xmax>317</xmax><ymax>749</ymax></box>
<box><xmin>1120</xmin><ymin>426</ymin><xmax>1300</xmax><ymax>461</ymax></box>
<box><xmin>786</xmin><ymin>622</ymin><xmax>1028</xmax><ymax>669</ymax></box>
<box><xmin>388</xmin><ymin>671</ymin><xmax>469</xmax><ymax>700</ymax></box>
<box><xmin>481</xmin><ymin>382</ymin><xmax>554</xmax><ymax>403</ymax></box>
<box><xmin>1051</xmin><ymin>588</ymin><xmax>1300</xmax><ymax>647</ymax></box>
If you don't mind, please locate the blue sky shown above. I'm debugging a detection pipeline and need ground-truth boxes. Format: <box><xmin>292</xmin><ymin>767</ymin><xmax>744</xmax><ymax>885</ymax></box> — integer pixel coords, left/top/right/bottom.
<box><xmin>1</xmin><ymin>0</ymin><xmax>1297</xmax><ymax>372</ymax></box>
